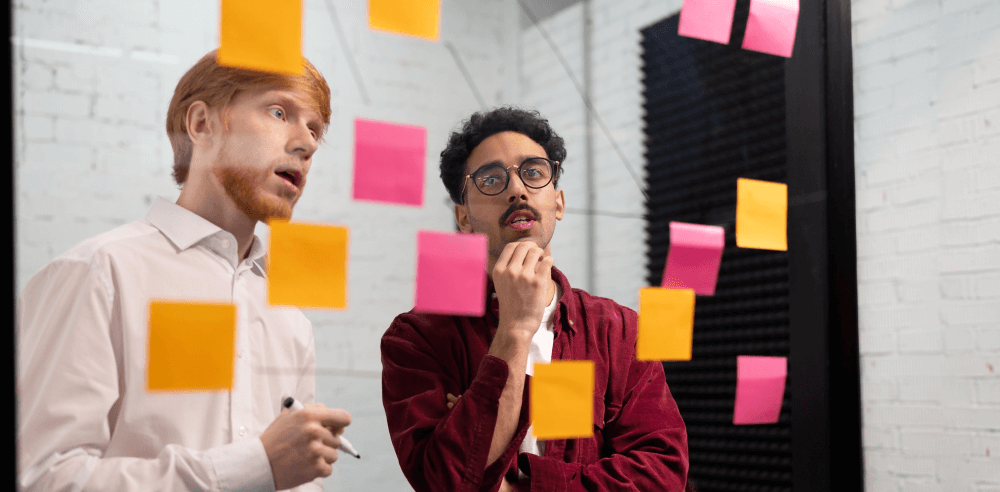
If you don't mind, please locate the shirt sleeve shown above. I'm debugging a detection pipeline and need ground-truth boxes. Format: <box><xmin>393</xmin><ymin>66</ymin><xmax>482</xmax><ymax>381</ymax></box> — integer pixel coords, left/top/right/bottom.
<box><xmin>515</xmin><ymin>310</ymin><xmax>689</xmax><ymax>492</ymax></box>
<box><xmin>17</xmin><ymin>258</ymin><xmax>276</xmax><ymax>492</ymax></box>
<box><xmin>381</xmin><ymin>315</ymin><xmax>530</xmax><ymax>492</ymax></box>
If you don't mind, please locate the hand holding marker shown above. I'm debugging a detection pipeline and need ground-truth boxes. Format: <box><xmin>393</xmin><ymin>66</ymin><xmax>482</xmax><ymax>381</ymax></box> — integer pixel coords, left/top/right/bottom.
<box><xmin>283</xmin><ymin>397</ymin><xmax>361</xmax><ymax>459</ymax></box>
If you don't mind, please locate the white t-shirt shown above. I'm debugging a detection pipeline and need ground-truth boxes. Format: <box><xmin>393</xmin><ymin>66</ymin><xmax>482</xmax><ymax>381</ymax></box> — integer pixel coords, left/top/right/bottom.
<box><xmin>519</xmin><ymin>282</ymin><xmax>561</xmax><ymax>464</ymax></box>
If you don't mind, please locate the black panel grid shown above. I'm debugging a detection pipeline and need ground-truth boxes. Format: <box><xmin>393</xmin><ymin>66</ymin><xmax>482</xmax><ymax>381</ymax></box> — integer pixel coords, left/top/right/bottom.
<box><xmin>641</xmin><ymin>6</ymin><xmax>792</xmax><ymax>492</ymax></box>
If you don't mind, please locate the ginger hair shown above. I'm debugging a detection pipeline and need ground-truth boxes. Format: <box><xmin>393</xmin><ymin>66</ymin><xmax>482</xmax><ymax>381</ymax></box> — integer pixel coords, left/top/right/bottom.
<box><xmin>166</xmin><ymin>50</ymin><xmax>331</xmax><ymax>185</ymax></box>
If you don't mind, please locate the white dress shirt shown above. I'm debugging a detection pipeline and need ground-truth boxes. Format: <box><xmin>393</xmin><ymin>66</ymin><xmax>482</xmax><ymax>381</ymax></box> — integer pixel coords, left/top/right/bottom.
<box><xmin>17</xmin><ymin>198</ymin><xmax>321</xmax><ymax>492</ymax></box>
<box><xmin>519</xmin><ymin>282</ymin><xmax>561</xmax><ymax>463</ymax></box>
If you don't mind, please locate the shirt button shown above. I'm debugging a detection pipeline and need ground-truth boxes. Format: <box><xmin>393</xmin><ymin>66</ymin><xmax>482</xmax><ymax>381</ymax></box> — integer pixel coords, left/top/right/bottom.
<box><xmin>237</xmin><ymin>349</ymin><xmax>244</xmax><ymax>358</ymax></box>
<box><xmin>491</xmin><ymin>293</ymin><xmax>497</xmax><ymax>299</ymax></box>
<box><xmin>221</xmin><ymin>239</ymin><xmax>231</xmax><ymax>249</ymax></box>
<box><xmin>239</xmin><ymin>425</ymin><xmax>247</xmax><ymax>437</ymax></box>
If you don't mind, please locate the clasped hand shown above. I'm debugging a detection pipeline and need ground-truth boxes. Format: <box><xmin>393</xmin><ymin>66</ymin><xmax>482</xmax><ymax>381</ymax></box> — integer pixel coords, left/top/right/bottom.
<box><xmin>492</xmin><ymin>241</ymin><xmax>554</xmax><ymax>338</ymax></box>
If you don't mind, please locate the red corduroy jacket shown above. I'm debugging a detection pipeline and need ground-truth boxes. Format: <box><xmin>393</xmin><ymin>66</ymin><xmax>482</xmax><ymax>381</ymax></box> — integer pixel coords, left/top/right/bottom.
<box><xmin>381</xmin><ymin>267</ymin><xmax>689</xmax><ymax>492</ymax></box>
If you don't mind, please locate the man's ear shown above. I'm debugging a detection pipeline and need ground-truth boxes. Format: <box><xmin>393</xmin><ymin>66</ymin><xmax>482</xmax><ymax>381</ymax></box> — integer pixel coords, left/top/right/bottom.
<box><xmin>555</xmin><ymin>189</ymin><xmax>565</xmax><ymax>221</ymax></box>
<box><xmin>455</xmin><ymin>202</ymin><xmax>474</xmax><ymax>233</ymax></box>
<box><xmin>185</xmin><ymin>101</ymin><xmax>216</xmax><ymax>146</ymax></box>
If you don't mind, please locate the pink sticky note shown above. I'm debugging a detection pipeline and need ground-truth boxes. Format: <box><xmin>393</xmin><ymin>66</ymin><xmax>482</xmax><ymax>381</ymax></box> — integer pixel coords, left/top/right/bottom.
<box><xmin>733</xmin><ymin>355</ymin><xmax>787</xmax><ymax>425</ymax></box>
<box><xmin>661</xmin><ymin>222</ymin><xmax>725</xmax><ymax>296</ymax></box>
<box><xmin>678</xmin><ymin>0</ymin><xmax>738</xmax><ymax>45</ymax></box>
<box><xmin>352</xmin><ymin>118</ymin><xmax>427</xmax><ymax>206</ymax></box>
<box><xmin>414</xmin><ymin>230</ymin><xmax>488</xmax><ymax>316</ymax></box>
<box><xmin>741</xmin><ymin>0</ymin><xmax>799</xmax><ymax>58</ymax></box>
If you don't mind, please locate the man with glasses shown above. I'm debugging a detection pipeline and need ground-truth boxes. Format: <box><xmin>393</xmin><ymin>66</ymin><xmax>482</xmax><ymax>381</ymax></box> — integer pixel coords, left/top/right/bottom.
<box><xmin>381</xmin><ymin>107</ymin><xmax>689</xmax><ymax>491</ymax></box>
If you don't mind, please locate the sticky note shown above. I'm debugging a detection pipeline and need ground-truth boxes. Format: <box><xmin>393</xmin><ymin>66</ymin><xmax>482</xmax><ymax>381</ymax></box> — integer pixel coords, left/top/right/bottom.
<box><xmin>353</xmin><ymin>119</ymin><xmax>427</xmax><ymax>207</ymax></box>
<box><xmin>414</xmin><ymin>231</ymin><xmax>488</xmax><ymax>316</ymax></box>
<box><xmin>218</xmin><ymin>0</ymin><xmax>304</xmax><ymax>75</ymax></box>
<box><xmin>661</xmin><ymin>222</ymin><xmax>725</xmax><ymax>295</ymax></box>
<box><xmin>268</xmin><ymin>221</ymin><xmax>348</xmax><ymax>309</ymax></box>
<box><xmin>637</xmin><ymin>287</ymin><xmax>696</xmax><ymax>361</ymax></box>
<box><xmin>368</xmin><ymin>0</ymin><xmax>440</xmax><ymax>41</ymax></box>
<box><xmin>733</xmin><ymin>355</ymin><xmax>787</xmax><ymax>424</ymax></box>
<box><xmin>678</xmin><ymin>0</ymin><xmax>738</xmax><ymax>45</ymax></box>
<box><xmin>531</xmin><ymin>360</ymin><xmax>594</xmax><ymax>440</ymax></box>
<box><xmin>741</xmin><ymin>0</ymin><xmax>800</xmax><ymax>58</ymax></box>
<box><xmin>147</xmin><ymin>301</ymin><xmax>237</xmax><ymax>391</ymax></box>
<box><xmin>735</xmin><ymin>178</ymin><xmax>788</xmax><ymax>251</ymax></box>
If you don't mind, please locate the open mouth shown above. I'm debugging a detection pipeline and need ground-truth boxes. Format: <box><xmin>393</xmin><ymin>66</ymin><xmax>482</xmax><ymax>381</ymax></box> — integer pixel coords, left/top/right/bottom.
<box><xmin>505</xmin><ymin>210</ymin><xmax>536</xmax><ymax>231</ymax></box>
<box><xmin>274</xmin><ymin>168</ymin><xmax>303</xmax><ymax>189</ymax></box>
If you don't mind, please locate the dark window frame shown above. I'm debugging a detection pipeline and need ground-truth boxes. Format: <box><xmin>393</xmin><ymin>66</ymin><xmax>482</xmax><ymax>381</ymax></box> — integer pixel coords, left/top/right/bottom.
<box><xmin>641</xmin><ymin>0</ymin><xmax>862</xmax><ymax>489</ymax></box>
<box><xmin>786</xmin><ymin>0</ymin><xmax>863</xmax><ymax>491</ymax></box>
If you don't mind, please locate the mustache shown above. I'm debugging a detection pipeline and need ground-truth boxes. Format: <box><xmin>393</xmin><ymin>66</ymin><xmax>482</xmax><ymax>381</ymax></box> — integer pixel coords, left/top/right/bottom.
<box><xmin>499</xmin><ymin>203</ymin><xmax>541</xmax><ymax>226</ymax></box>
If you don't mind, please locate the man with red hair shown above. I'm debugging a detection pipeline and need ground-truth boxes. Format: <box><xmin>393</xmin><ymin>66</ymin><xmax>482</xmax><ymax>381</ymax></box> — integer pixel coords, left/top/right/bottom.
<box><xmin>18</xmin><ymin>51</ymin><xmax>349</xmax><ymax>491</ymax></box>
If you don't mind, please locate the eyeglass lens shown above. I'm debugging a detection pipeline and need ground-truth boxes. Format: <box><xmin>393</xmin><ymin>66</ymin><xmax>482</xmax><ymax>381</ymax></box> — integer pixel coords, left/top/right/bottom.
<box><xmin>473</xmin><ymin>158</ymin><xmax>554</xmax><ymax>196</ymax></box>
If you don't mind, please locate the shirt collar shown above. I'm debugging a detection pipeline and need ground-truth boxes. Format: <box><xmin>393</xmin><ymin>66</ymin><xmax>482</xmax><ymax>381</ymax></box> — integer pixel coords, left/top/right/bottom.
<box><xmin>145</xmin><ymin>197</ymin><xmax>266</xmax><ymax>269</ymax></box>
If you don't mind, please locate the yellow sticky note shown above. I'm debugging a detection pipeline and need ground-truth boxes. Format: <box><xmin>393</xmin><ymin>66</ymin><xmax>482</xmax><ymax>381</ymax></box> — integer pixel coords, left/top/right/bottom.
<box><xmin>736</xmin><ymin>178</ymin><xmax>788</xmax><ymax>251</ymax></box>
<box><xmin>218</xmin><ymin>0</ymin><xmax>304</xmax><ymax>75</ymax></box>
<box><xmin>531</xmin><ymin>360</ymin><xmax>594</xmax><ymax>440</ymax></box>
<box><xmin>268</xmin><ymin>221</ymin><xmax>348</xmax><ymax>309</ymax></box>
<box><xmin>637</xmin><ymin>287</ymin><xmax>695</xmax><ymax>361</ymax></box>
<box><xmin>368</xmin><ymin>0</ymin><xmax>440</xmax><ymax>41</ymax></box>
<box><xmin>147</xmin><ymin>301</ymin><xmax>237</xmax><ymax>391</ymax></box>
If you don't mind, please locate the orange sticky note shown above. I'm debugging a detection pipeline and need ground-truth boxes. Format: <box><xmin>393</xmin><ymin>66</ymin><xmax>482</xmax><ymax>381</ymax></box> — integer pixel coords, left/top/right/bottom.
<box><xmin>268</xmin><ymin>221</ymin><xmax>348</xmax><ymax>309</ymax></box>
<box><xmin>218</xmin><ymin>0</ymin><xmax>304</xmax><ymax>75</ymax></box>
<box><xmin>735</xmin><ymin>178</ymin><xmax>788</xmax><ymax>251</ymax></box>
<box><xmin>147</xmin><ymin>301</ymin><xmax>237</xmax><ymax>391</ymax></box>
<box><xmin>368</xmin><ymin>0</ymin><xmax>440</xmax><ymax>41</ymax></box>
<box><xmin>531</xmin><ymin>360</ymin><xmax>594</xmax><ymax>440</ymax></box>
<box><xmin>637</xmin><ymin>287</ymin><xmax>696</xmax><ymax>361</ymax></box>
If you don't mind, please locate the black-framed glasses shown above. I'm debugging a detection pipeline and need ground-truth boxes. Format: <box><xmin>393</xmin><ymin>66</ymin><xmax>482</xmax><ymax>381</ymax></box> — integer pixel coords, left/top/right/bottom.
<box><xmin>461</xmin><ymin>157</ymin><xmax>560</xmax><ymax>199</ymax></box>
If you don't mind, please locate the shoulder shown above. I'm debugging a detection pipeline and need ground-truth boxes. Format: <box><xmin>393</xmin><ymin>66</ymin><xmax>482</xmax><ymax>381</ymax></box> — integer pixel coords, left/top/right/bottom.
<box><xmin>53</xmin><ymin>220</ymin><xmax>162</xmax><ymax>268</ymax></box>
<box><xmin>382</xmin><ymin>309</ymin><xmax>460</xmax><ymax>345</ymax></box>
<box><xmin>569</xmin><ymin>287</ymin><xmax>637</xmax><ymax>323</ymax></box>
<box><xmin>23</xmin><ymin>221</ymin><xmax>160</xmax><ymax>297</ymax></box>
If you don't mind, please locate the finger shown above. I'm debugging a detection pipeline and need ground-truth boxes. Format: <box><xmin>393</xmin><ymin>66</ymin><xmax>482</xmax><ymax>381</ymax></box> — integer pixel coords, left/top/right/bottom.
<box><xmin>446</xmin><ymin>393</ymin><xmax>459</xmax><ymax>402</ymax></box>
<box><xmin>506</xmin><ymin>242</ymin><xmax>532</xmax><ymax>274</ymax></box>
<box><xmin>536</xmin><ymin>255</ymin><xmax>554</xmax><ymax>275</ymax></box>
<box><xmin>521</xmin><ymin>246</ymin><xmax>543</xmax><ymax>271</ymax></box>
<box><xmin>494</xmin><ymin>242</ymin><xmax>518</xmax><ymax>273</ymax></box>
<box><xmin>315</xmin><ymin>424</ymin><xmax>337</xmax><ymax>448</ymax></box>
<box><xmin>316</xmin><ymin>454</ymin><xmax>335</xmax><ymax>475</ymax></box>
<box><xmin>323</xmin><ymin>446</ymin><xmax>340</xmax><ymax>466</ymax></box>
<box><xmin>318</xmin><ymin>408</ymin><xmax>352</xmax><ymax>430</ymax></box>
<box><xmin>447</xmin><ymin>402</ymin><xmax>454</xmax><ymax>409</ymax></box>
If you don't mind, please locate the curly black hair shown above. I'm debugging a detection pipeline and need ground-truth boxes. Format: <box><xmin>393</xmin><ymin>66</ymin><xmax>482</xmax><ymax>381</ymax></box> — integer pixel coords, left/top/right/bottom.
<box><xmin>440</xmin><ymin>107</ymin><xmax>567</xmax><ymax>204</ymax></box>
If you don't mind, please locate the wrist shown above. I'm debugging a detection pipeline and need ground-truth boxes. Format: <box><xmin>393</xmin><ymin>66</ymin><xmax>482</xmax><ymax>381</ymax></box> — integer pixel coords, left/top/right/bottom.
<box><xmin>496</xmin><ymin>322</ymin><xmax>536</xmax><ymax>342</ymax></box>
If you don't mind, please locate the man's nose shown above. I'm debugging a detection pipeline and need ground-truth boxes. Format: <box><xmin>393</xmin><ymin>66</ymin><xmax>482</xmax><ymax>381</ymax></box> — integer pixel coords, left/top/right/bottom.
<box><xmin>506</xmin><ymin>170</ymin><xmax>528</xmax><ymax>203</ymax></box>
<box><xmin>288</xmin><ymin>124</ymin><xmax>317</xmax><ymax>160</ymax></box>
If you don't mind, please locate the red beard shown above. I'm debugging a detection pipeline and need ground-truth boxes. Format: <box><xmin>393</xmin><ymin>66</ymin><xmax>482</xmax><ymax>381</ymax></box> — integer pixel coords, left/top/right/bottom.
<box><xmin>214</xmin><ymin>165</ymin><xmax>301</xmax><ymax>222</ymax></box>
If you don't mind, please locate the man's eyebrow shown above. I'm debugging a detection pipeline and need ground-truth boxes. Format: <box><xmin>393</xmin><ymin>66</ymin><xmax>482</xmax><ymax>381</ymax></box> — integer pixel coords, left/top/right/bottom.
<box><xmin>475</xmin><ymin>155</ymin><xmax>546</xmax><ymax>169</ymax></box>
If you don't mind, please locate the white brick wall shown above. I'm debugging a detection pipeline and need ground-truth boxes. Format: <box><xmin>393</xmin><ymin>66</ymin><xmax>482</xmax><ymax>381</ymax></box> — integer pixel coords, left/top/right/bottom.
<box><xmin>518</xmin><ymin>0</ymin><xmax>682</xmax><ymax>309</ymax></box>
<box><xmin>854</xmin><ymin>0</ymin><xmax>1000</xmax><ymax>489</ymax></box>
<box><xmin>14</xmin><ymin>1</ymin><xmax>518</xmax><ymax>489</ymax></box>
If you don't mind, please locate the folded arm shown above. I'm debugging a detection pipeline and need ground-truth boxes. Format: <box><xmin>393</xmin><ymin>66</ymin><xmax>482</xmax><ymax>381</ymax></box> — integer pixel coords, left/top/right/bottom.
<box><xmin>516</xmin><ymin>357</ymin><xmax>688</xmax><ymax>491</ymax></box>
<box><xmin>381</xmin><ymin>319</ymin><xmax>530</xmax><ymax>492</ymax></box>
